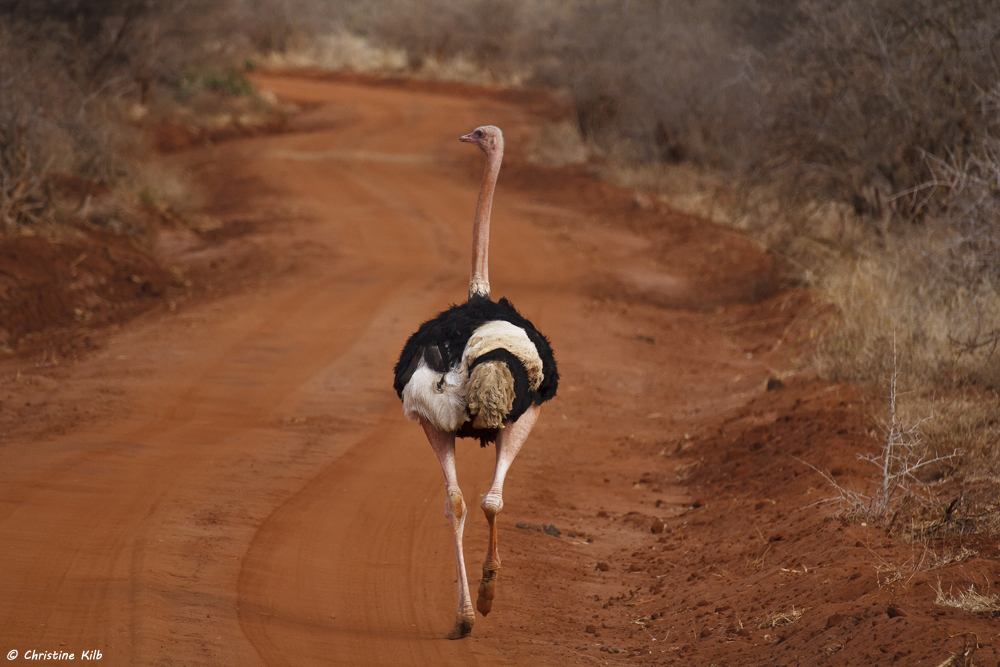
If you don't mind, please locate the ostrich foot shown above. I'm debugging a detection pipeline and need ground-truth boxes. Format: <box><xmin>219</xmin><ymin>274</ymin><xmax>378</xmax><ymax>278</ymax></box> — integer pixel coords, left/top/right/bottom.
<box><xmin>477</xmin><ymin>565</ymin><xmax>499</xmax><ymax>616</ymax></box>
<box><xmin>445</xmin><ymin>615</ymin><xmax>475</xmax><ymax>640</ymax></box>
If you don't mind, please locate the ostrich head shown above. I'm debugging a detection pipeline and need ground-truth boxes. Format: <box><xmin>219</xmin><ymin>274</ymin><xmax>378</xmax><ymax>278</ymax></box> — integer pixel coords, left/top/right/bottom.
<box><xmin>459</xmin><ymin>126</ymin><xmax>504</xmax><ymax>154</ymax></box>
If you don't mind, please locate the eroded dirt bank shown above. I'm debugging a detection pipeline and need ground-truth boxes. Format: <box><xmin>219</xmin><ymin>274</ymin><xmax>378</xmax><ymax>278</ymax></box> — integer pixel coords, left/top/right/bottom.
<box><xmin>0</xmin><ymin>73</ymin><xmax>996</xmax><ymax>667</ymax></box>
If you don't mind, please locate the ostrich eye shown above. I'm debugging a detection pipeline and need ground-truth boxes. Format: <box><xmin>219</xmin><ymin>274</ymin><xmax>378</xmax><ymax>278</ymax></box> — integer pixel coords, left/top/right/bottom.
<box><xmin>474</xmin><ymin>130</ymin><xmax>483</xmax><ymax>138</ymax></box>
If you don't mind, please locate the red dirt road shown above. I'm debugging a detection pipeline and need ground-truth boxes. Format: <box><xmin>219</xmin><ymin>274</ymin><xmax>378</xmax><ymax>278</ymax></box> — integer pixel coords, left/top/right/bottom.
<box><xmin>1</xmin><ymin>74</ymin><xmax>998</xmax><ymax>666</ymax></box>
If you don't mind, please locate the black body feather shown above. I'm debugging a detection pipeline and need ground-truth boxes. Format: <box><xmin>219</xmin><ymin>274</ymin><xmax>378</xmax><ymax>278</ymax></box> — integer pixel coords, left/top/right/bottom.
<box><xmin>394</xmin><ymin>295</ymin><xmax>558</xmax><ymax>445</ymax></box>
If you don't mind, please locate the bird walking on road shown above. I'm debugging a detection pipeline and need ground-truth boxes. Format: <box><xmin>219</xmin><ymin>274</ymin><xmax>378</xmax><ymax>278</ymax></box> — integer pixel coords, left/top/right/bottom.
<box><xmin>393</xmin><ymin>125</ymin><xmax>558</xmax><ymax>639</ymax></box>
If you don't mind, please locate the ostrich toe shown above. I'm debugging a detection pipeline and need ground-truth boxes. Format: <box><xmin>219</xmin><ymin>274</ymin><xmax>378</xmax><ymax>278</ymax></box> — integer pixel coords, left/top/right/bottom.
<box><xmin>445</xmin><ymin>614</ymin><xmax>475</xmax><ymax>640</ymax></box>
<box><xmin>477</xmin><ymin>565</ymin><xmax>499</xmax><ymax>615</ymax></box>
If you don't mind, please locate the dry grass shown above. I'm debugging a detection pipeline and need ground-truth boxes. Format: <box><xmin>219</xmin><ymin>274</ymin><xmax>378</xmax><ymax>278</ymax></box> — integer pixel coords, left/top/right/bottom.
<box><xmin>818</xmin><ymin>240</ymin><xmax>1000</xmax><ymax>390</ymax></box>
<box><xmin>871</xmin><ymin>544</ymin><xmax>980</xmax><ymax>588</ymax></box>
<box><xmin>527</xmin><ymin>121</ymin><xmax>591</xmax><ymax>168</ymax></box>
<box><xmin>934</xmin><ymin>581</ymin><xmax>1000</xmax><ymax>614</ymax></box>
<box><xmin>758</xmin><ymin>607</ymin><xmax>804</xmax><ymax>629</ymax></box>
<box><xmin>258</xmin><ymin>31</ymin><xmax>408</xmax><ymax>74</ymax></box>
<box><xmin>935</xmin><ymin>649</ymin><xmax>978</xmax><ymax>667</ymax></box>
<box><xmin>129</xmin><ymin>161</ymin><xmax>203</xmax><ymax>215</ymax></box>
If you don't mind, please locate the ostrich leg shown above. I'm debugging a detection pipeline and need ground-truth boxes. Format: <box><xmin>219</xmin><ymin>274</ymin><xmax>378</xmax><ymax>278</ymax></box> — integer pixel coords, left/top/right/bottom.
<box><xmin>477</xmin><ymin>404</ymin><xmax>540</xmax><ymax>615</ymax></box>
<box><xmin>420</xmin><ymin>419</ymin><xmax>476</xmax><ymax>639</ymax></box>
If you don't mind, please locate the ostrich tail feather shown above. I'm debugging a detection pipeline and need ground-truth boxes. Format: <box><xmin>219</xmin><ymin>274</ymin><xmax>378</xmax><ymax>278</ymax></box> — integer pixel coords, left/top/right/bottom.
<box><xmin>467</xmin><ymin>360</ymin><xmax>515</xmax><ymax>429</ymax></box>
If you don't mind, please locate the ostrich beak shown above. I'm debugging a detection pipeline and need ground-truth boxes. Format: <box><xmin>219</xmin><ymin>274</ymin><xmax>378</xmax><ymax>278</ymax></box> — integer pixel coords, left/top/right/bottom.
<box><xmin>459</xmin><ymin>132</ymin><xmax>478</xmax><ymax>143</ymax></box>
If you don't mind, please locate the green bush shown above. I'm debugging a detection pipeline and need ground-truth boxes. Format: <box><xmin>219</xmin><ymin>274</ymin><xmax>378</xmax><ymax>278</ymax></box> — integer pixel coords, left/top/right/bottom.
<box><xmin>180</xmin><ymin>69</ymin><xmax>255</xmax><ymax>100</ymax></box>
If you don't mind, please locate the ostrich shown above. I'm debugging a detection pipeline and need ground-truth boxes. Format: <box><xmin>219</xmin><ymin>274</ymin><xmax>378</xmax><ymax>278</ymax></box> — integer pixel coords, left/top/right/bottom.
<box><xmin>393</xmin><ymin>126</ymin><xmax>558</xmax><ymax>639</ymax></box>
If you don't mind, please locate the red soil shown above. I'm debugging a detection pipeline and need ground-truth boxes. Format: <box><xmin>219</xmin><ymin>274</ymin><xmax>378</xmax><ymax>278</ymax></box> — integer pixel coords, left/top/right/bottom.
<box><xmin>0</xmin><ymin>73</ymin><xmax>996</xmax><ymax>666</ymax></box>
<box><xmin>0</xmin><ymin>229</ymin><xmax>169</xmax><ymax>357</ymax></box>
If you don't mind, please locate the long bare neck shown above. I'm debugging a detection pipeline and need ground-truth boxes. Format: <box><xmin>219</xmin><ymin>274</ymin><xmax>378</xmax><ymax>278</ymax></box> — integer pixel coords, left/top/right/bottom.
<box><xmin>469</xmin><ymin>142</ymin><xmax>503</xmax><ymax>299</ymax></box>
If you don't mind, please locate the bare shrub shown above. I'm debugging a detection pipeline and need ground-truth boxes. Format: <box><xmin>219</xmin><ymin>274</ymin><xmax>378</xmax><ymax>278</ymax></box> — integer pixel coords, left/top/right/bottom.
<box><xmin>0</xmin><ymin>1</ymin><xmax>281</xmax><ymax>236</ymax></box>
<box><xmin>807</xmin><ymin>348</ymin><xmax>958</xmax><ymax>524</ymax></box>
<box><xmin>0</xmin><ymin>123</ymin><xmax>50</xmax><ymax>232</ymax></box>
<box><xmin>531</xmin><ymin>1</ymin><xmax>764</xmax><ymax>168</ymax></box>
<box><xmin>374</xmin><ymin>0</ymin><xmax>531</xmax><ymax>80</ymax></box>
<box><xmin>0</xmin><ymin>23</ymin><xmax>118</xmax><ymax>229</ymax></box>
<box><xmin>755</xmin><ymin>0</ymin><xmax>1000</xmax><ymax>223</ymax></box>
<box><xmin>238</xmin><ymin>0</ymin><xmax>298</xmax><ymax>53</ymax></box>
<box><xmin>921</xmin><ymin>145</ymin><xmax>1000</xmax><ymax>356</ymax></box>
